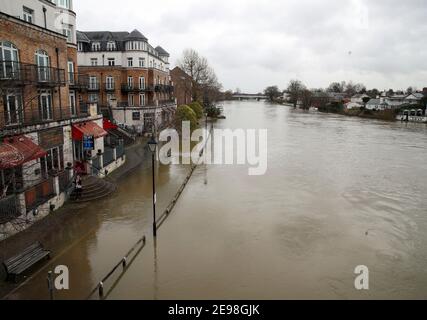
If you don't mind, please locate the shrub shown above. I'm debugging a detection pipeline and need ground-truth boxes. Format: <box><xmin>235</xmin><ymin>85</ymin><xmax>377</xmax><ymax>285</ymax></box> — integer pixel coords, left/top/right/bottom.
<box><xmin>174</xmin><ymin>105</ymin><xmax>198</xmax><ymax>131</ymax></box>
<box><xmin>188</xmin><ymin>102</ymin><xmax>204</xmax><ymax>119</ymax></box>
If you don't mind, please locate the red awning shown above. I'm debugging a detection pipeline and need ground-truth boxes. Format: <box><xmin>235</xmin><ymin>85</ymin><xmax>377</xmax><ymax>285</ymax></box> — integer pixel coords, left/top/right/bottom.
<box><xmin>72</xmin><ymin>121</ymin><xmax>108</xmax><ymax>141</ymax></box>
<box><xmin>103</xmin><ymin>118</ymin><xmax>118</xmax><ymax>131</ymax></box>
<box><xmin>0</xmin><ymin>136</ymin><xmax>47</xmax><ymax>170</ymax></box>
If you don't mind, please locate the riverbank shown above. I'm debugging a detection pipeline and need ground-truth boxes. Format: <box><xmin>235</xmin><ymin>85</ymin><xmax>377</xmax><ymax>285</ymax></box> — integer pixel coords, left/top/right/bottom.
<box><xmin>0</xmin><ymin>139</ymin><xmax>149</xmax><ymax>298</ymax></box>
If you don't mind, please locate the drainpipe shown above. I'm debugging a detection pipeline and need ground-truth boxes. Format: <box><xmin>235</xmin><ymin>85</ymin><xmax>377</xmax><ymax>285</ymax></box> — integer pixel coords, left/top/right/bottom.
<box><xmin>56</xmin><ymin>48</ymin><xmax>63</xmax><ymax>119</ymax></box>
<box><xmin>43</xmin><ymin>7</ymin><xmax>47</xmax><ymax>29</ymax></box>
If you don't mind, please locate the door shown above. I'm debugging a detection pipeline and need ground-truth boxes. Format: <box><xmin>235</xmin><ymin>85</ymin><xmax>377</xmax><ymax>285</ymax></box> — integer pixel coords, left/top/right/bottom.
<box><xmin>39</xmin><ymin>91</ymin><xmax>53</xmax><ymax>120</ymax></box>
<box><xmin>69</xmin><ymin>90</ymin><xmax>76</xmax><ymax>116</ymax></box>
<box><xmin>5</xmin><ymin>94</ymin><xmax>22</xmax><ymax>125</ymax></box>
<box><xmin>35</xmin><ymin>50</ymin><xmax>50</xmax><ymax>82</ymax></box>
<box><xmin>0</xmin><ymin>41</ymin><xmax>19</xmax><ymax>79</ymax></box>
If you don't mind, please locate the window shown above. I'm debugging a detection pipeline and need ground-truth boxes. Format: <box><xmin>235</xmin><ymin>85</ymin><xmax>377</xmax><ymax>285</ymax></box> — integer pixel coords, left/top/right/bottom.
<box><xmin>106</xmin><ymin>41</ymin><xmax>116</xmax><ymax>51</ymax></box>
<box><xmin>107</xmin><ymin>58</ymin><xmax>115</xmax><ymax>66</ymax></box>
<box><xmin>90</xmin><ymin>58</ymin><xmax>98</xmax><ymax>66</ymax></box>
<box><xmin>92</xmin><ymin>42</ymin><xmax>101</xmax><ymax>51</ymax></box>
<box><xmin>35</xmin><ymin>50</ymin><xmax>50</xmax><ymax>82</ymax></box>
<box><xmin>67</xmin><ymin>61</ymin><xmax>74</xmax><ymax>84</ymax></box>
<box><xmin>128</xmin><ymin>94</ymin><xmax>135</xmax><ymax>106</ymax></box>
<box><xmin>41</xmin><ymin>146</ymin><xmax>64</xmax><ymax>177</ymax></box>
<box><xmin>132</xmin><ymin>112</ymin><xmax>141</xmax><ymax>121</ymax></box>
<box><xmin>127</xmin><ymin>76</ymin><xmax>133</xmax><ymax>88</ymax></box>
<box><xmin>127</xmin><ymin>57</ymin><xmax>133</xmax><ymax>67</ymax></box>
<box><xmin>0</xmin><ymin>42</ymin><xmax>19</xmax><ymax>79</ymax></box>
<box><xmin>77</xmin><ymin>42</ymin><xmax>83</xmax><ymax>52</ymax></box>
<box><xmin>39</xmin><ymin>90</ymin><xmax>53</xmax><ymax>120</ymax></box>
<box><xmin>23</xmin><ymin>7</ymin><xmax>34</xmax><ymax>24</ymax></box>
<box><xmin>139</xmin><ymin>93</ymin><xmax>145</xmax><ymax>106</ymax></box>
<box><xmin>89</xmin><ymin>76</ymin><xmax>98</xmax><ymax>89</ymax></box>
<box><xmin>139</xmin><ymin>76</ymin><xmax>145</xmax><ymax>89</ymax></box>
<box><xmin>106</xmin><ymin>76</ymin><xmax>114</xmax><ymax>90</ymax></box>
<box><xmin>63</xmin><ymin>27</ymin><xmax>73</xmax><ymax>43</ymax></box>
<box><xmin>69</xmin><ymin>90</ymin><xmax>76</xmax><ymax>116</ymax></box>
<box><xmin>88</xmin><ymin>93</ymin><xmax>98</xmax><ymax>103</ymax></box>
<box><xmin>4</xmin><ymin>93</ymin><xmax>23</xmax><ymax>125</ymax></box>
<box><xmin>55</xmin><ymin>0</ymin><xmax>71</xmax><ymax>10</ymax></box>
<box><xmin>138</xmin><ymin>57</ymin><xmax>145</xmax><ymax>67</ymax></box>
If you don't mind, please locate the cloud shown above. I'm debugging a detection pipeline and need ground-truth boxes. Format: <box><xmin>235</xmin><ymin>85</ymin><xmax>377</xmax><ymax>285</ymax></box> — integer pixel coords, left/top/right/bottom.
<box><xmin>75</xmin><ymin>0</ymin><xmax>427</xmax><ymax>92</ymax></box>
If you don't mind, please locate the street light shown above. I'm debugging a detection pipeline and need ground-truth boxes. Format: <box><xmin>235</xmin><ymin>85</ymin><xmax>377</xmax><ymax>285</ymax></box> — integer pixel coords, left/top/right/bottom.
<box><xmin>148</xmin><ymin>136</ymin><xmax>158</xmax><ymax>237</ymax></box>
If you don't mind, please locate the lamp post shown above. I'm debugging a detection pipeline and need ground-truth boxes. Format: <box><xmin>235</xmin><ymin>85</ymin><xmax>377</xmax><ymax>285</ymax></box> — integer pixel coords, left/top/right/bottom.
<box><xmin>148</xmin><ymin>136</ymin><xmax>158</xmax><ymax>237</ymax></box>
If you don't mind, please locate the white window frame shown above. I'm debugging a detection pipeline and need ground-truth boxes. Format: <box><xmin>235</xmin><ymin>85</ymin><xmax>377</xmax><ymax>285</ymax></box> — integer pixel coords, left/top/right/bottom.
<box><xmin>23</xmin><ymin>7</ymin><xmax>34</xmax><ymax>24</ymax></box>
<box><xmin>128</xmin><ymin>94</ymin><xmax>135</xmax><ymax>107</ymax></box>
<box><xmin>69</xmin><ymin>90</ymin><xmax>76</xmax><ymax>116</ymax></box>
<box><xmin>89</xmin><ymin>76</ymin><xmax>98</xmax><ymax>90</ymax></box>
<box><xmin>139</xmin><ymin>76</ymin><xmax>145</xmax><ymax>89</ymax></box>
<box><xmin>127</xmin><ymin>57</ymin><xmax>133</xmax><ymax>67</ymax></box>
<box><xmin>39</xmin><ymin>90</ymin><xmax>53</xmax><ymax>120</ymax></box>
<box><xmin>92</xmin><ymin>42</ymin><xmax>101</xmax><ymax>51</ymax></box>
<box><xmin>138</xmin><ymin>57</ymin><xmax>145</xmax><ymax>67</ymax></box>
<box><xmin>107</xmin><ymin>58</ymin><xmax>115</xmax><ymax>66</ymax></box>
<box><xmin>106</xmin><ymin>76</ymin><xmax>114</xmax><ymax>90</ymax></box>
<box><xmin>90</xmin><ymin>58</ymin><xmax>98</xmax><ymax>66</ymax></box>
<box><xmin>127</xmin><ymin>76</ymin><xmax>133</xmax><ymax>88</ymax></box>
<box><xmin>139</xmin><ymin>93</ymin><xmax>145</xmax><ymax>106</ymax></box>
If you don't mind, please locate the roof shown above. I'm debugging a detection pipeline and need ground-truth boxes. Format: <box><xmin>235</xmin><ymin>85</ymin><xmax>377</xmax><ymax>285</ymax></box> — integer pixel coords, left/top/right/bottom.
<box><xmin>76</xmin><ymin>31</ymin><xmax>90</xmax><ymax>43</ymax></box>
<box><xmin>125</xmin><ymin>29</ymin><xmax>148</xmax><ymax>41</ymax></box>
<box><xmin>406</xmin><ymin>93</ymin><xmax>424</xmax><ymax>99</ymax></box>
<box><xmin>367</xmin><ymin>99</ymin><xmax>380</xmax><ymax>105</ymax></box>
<box><xmin>155</xmin><ymin>46</ymin><xmax>170</xmax><ymax>57</ymax></box>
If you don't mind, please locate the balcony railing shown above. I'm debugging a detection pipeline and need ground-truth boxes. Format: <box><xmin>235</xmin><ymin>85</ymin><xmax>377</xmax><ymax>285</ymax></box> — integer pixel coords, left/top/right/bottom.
<box><xmin>0</xmin><ymin>104</ymin><xmax>97</xmax><ymax>133</ymax></box>
<box><xmin>69</xmin><ymin>73</ymin><xmax>89</xmax><ymax>91</ymax></box>
<box><xmin>155</xmin><ymin>84</ymin><xmax>174</xmax><ymax>93</ymax></box>
<box><xmin>88</xmin><ymin>81</ymin><xmax>100</xmax><ymax>91</ymax></box>
<box><xmin>121</xmin><ymin>84</ymin><xmax>147</xmax><ymax>93</ymax></box>
<box><xmin>105</xmin><ymin>83</ymin><xmax>115</xmax><ymax>91</ymax></box>
<box><xmin>0</xmin><ymin>60</ymin><xmax>66</xmax><ymax>87</ymax></box>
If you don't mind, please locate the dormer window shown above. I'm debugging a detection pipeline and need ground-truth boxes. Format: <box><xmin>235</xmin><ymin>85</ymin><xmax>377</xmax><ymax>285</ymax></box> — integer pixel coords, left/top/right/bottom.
<box><xmin>106</xmin><ymin>41</ymin><xmax>116</xmax><ymax>51</ymax></box>
<box><xmin>92</xmin><ymin>42</ymin><xmax>101</xmax><ymax>51</ymax></box>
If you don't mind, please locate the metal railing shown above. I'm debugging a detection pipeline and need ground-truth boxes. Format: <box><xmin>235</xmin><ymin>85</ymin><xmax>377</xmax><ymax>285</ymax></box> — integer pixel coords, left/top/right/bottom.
<box><xmin>103</xmin><ymin>147</ymin><xmax>115</xmax><ymax>167</ymax></box>
<box><xmin>0</xmin><ymin>195</ymin><xmax>19</xmax><ymax>224</ymax></box>
<box><xmin>68</xmin><ymin>73</ymin><xmax>89</xmax><ymax>90</ymax></box>
<box><xmin>0</xmin><ymin>104</ymin><xmax>94</xmax><ymax>133</ymax></box>
<box><xmin>0</xmin><ymin>61</ymin><xmax>66</xmax><ymax>87</ymax></box>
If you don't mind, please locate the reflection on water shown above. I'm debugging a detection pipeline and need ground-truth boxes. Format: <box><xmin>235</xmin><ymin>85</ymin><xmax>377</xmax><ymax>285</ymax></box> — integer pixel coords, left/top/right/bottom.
<box><xmin>7</xmin><ymin>101</ymin><xmax>427</xmax><ymax>300</ymax></box>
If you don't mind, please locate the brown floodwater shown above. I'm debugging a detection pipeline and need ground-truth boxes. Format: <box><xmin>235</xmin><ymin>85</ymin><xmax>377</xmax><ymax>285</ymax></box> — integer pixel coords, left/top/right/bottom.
<box><xmin>5</xmin><ymin>101</ymin><xmax>427</xmax><ymax>300</ymax></box>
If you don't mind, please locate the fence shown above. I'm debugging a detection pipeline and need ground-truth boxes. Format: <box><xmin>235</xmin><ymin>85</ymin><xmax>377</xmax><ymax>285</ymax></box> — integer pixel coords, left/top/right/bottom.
<box><xmin>103</xmin><ymin>147</ymin><xmax>115</xmax><ymax>167</ymax></box>
<box><xmin>116</xmin><ymin>144</ymin><xmax>125</xmax><ymax>159</ymax></box>
<box><xmin>0</xmin><ymin>195</ymin><xmax>19</xmax><ymax>224</ymax></box>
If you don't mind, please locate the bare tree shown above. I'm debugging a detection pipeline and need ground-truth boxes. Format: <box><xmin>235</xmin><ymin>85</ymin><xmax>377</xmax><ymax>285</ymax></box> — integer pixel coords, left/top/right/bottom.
<box><xmin>264</xmin><ymin>86</ymin><xmax>281</xmax><ymax>102</ymax></box>
<box><xmin>177</xmin><ymin>49</ymin><xmax>222</xmax><ymax>105</ymax></box>
<box><xmin>300</xmin><ymin>89</ymin><xmax>313</xmax><ymax>110</ymax></box>
<box><xmin>287</xmin><ymin>80</ymin><xmax>306</xmax><ymax>108</ymax></box>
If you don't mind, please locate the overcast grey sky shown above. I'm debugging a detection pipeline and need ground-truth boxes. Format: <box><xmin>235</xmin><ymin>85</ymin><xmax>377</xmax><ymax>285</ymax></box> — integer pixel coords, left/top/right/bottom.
<box><xmin>75</xmin><ymin>0</ymin><xmax>427</xmax><ymax>93</ymax></box>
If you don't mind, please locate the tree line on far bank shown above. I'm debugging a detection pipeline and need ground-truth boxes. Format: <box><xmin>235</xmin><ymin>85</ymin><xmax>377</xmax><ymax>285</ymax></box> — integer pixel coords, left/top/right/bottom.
<box><xmin>263</xmin><ymin>80</ymin><xmax>426</xmax><ymax>112</ymax></box>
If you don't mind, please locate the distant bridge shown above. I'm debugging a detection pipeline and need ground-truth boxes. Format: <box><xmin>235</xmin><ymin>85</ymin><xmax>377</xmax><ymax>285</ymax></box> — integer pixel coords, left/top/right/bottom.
<box><xmin>233</xmin><ymin>93</ymin><xmax>268</xmax><ymax>101</ymax></box>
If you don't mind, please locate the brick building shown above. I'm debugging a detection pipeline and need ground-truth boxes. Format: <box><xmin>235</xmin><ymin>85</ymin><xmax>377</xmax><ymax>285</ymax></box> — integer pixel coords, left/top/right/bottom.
<box><xmin>0</xmin><ymin>1</ymin><xmax>124</xmax><ymax>240</ymax></box>
<box><xmin>77</xmin><ymin>30</ymin><xmax>177</xmax><ymax>134</ymax></box>
<box><xmin>170</xmin><ymin>66</ymin><xmax>193</xmax><ymax>107</ymax></box>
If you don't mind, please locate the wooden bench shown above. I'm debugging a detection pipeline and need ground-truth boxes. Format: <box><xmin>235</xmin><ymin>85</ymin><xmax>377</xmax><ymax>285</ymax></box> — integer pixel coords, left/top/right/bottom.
<box><xmin>3</xmin><ymin>242</ymin><xmax>51</xmax><ymax>282</ymax></box>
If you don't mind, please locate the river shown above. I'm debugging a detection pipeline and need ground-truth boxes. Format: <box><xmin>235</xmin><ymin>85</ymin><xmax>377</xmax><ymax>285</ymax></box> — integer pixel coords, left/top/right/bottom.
<box><xmin>5</xmin><ymin>100</ymin><xmax>427</xmax><ymax>300</ymax></box>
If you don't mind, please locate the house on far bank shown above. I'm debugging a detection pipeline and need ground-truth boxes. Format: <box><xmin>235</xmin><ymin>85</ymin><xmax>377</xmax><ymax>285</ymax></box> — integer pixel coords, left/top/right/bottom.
<box><xmin>366</xmin><ymin>98</ymin><xmax>390</xmax><ymax>111</ymax></box>
<box><xmin>170</xmin><ymin>66</ymin><xmax>193</xmax><ymax>107</ymax></box>
<box><xmin>345</xmin><ymin>94</ymin><xmax>369</xmax><ymax>109</ymax></box>
<box><xmin>405</xmin><ymin>93</ymin><xmax>424</xmax><ymax>105</ymax></box>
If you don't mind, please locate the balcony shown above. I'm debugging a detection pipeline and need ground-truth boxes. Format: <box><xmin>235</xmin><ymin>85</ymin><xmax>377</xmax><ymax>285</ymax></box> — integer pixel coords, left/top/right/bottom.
<box><xmin>0</xmin><ymin>61</ymin><xmax>66</xmax><ymax>87</ymax></box>
<box><xmin>121</xmin><ymin>84</ymin><xmax>144</xmax><ymax>93</ymax></box>
<box><xmin>105</xmin><ymin>83</ymin><xmax>115</xmax><ymax>92</ymax></box>
<box><xmin>36</xmin><ymin>66</ymin><xmax>66</xmax><ymax>87</ymax></box>
<box><xmin>155</xmin><ymin>84</ymin><xmax>174</xmax><ymax>93</ymax></box>
<box><xmin>87</xmin><ymin>82</ymin><xmax>100</xmax><ymax>91</ymax></box>
<box><xmin>1</xmin><ymin>103</ymin><xmax>96</xmax><ymax>134</ymax></box>
<box><xmin>69</xmin><ymin>73</ymin><xmax>89</xmax><ymax>91</ymax></box>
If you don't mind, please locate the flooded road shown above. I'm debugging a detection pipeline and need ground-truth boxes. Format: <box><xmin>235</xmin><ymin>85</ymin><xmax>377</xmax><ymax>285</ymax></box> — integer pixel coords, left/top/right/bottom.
<box><xmin>5</xmin><ymin>101</ymin><xmax>427</xmax><ymax>300</ymax></box>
